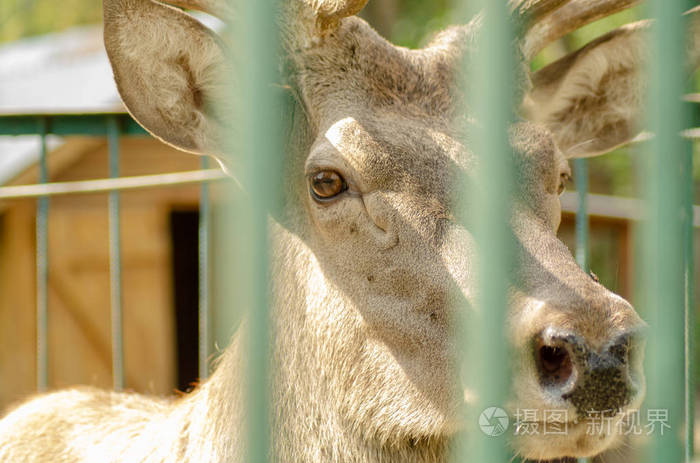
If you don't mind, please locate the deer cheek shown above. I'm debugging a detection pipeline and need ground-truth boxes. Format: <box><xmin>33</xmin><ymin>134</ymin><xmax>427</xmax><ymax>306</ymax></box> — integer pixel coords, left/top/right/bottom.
<box><xmin>311</xmin><ymin>196</ymin><xmax>368</xmax><ymax>243</ymax></box>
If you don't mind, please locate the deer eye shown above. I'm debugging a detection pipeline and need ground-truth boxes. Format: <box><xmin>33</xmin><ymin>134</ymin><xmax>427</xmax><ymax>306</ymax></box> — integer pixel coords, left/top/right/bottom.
<box><xmin>309</xmin><ymin>170</ymin><xmax>347</xmax><ymax>201</ymax></box>
<box><xmin>557</xmin><ymin>172</ymin><xmax>571</xmax><ymax>195</ymax></box>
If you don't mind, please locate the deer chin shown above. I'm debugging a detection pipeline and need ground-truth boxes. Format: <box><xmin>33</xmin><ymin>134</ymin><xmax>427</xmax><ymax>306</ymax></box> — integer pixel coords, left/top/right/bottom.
<box><xmin>459</xmin><ymin>383</ymin><xmax>632</xmax><ymax>461</ymax></box>
<box><xmin>505</xmin><ymin>350</ymin><xmax>646</xmax><ymax>460</ymax></box>
<box><xmin>507</xmin><ymin>385</ymin><xmax>645</xmax><ymax>461</ymax></box>
<box><xmin>512</xmin><ymin>418</ymin><xmax>626</xmax><ymax>461</ymax></box>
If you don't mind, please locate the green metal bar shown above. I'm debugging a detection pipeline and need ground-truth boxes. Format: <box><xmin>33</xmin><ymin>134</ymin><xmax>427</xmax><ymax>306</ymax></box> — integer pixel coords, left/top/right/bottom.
<box><xmin>571</xmin><ymin>158</ymin><xmax>591</xmax><ymax>463</ymax></box>
<box><xmin>460</xmin><ymin>1</ymin><xmax>514</xmax><ymax>461</ymax></box>
<box><xmin>244</xmin><ymin>4</ymin><xmax>277</xmax><ymax>458</ymax></box>
<box><xmin>568</xmin><ymin>160</ymin><xmax>589</xmax><ymax>463</ymax></box>
<box><xmin>644</xmin><ymin>1</ymin><xmax>689</xmax><ymax>461</ymax></box>
<box><xmin>574</xmin><ymin>158</ymin><xmax>590</xmax><ymax>273</ymax></box>
<box><xmin>574</xmin><ymin>159</ymin><xmax>589</xmax><ymax>463</ymax></box>
<box><xmin>107</xmin><ymin>116</ymin><xmax>124</xmax><ymax>391</ymax></box>
<box><xmin>0</xmin><ymin>114</ymin><xmax>148</xmax><ymax>136</ymax></box>
<box><xmin>683</xmin><ymin>134</ymin><xmax>695</xmax><ymax>461</ymax></box>
<box><xmin>225</xmin><ymin>1</ymin><xmax>284</xmax><ymax>460</ymax></box>
<box><xmin>198</xmin><ymin>156</ymin><xmax>211</xmax><ymax>380</ymax></box>
<box><xmin>35</xmin><ymin>117</ymin><xmax>49</xmax><ymax>392</ymax></box>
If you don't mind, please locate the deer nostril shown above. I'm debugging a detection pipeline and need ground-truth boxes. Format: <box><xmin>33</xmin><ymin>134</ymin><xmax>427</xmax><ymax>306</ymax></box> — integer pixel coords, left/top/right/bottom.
<box><xmin>540</xmin><ymin>346</ymin><xmax>566</xmax><ymax>372</ymax></box>
<box><xmin>536</xmin><ymin>343</ymin><xmax>573</xmax><ymax>387</ymax></box>
<box><xmin>532</xmin><ymin>328</ymin><xmax>642</xmax><ymax>416</ymax></box>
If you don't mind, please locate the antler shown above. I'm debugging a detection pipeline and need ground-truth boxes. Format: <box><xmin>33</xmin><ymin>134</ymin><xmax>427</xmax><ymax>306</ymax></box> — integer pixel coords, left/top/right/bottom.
<box><xmin>511</xmin><ymin>0</ymin><xmax>569</xmax><ymax>26</ymax></box>
<box><xmin>287</xmin><ymin>0</ymin><xmax>369</xmax><ymax>35</ymax></box>
<box><xmin>521</xmin><ymin>0</ymin><xmax>641</xmax><ymax>60</ymax></box>
<box><xmin>308</xmin><ymin>0</ymin><xmax>369</xmax><ymax>25</ymax></box>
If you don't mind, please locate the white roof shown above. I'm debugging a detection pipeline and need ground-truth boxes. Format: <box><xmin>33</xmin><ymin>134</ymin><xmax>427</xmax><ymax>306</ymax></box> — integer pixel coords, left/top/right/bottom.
<box><xmin>0</xmin><ymin>26</ymin><xmax>123</xmax><ymax>115</ymax></box>
<box><xmin>0</xmin><ymin>25</ymin><xmax>120</xmax><ymax>185</ymax></box>
<box><xmin>0</xmin><ymin>13</ymin><xmax>223</xmax><ymax>185</ymax></box>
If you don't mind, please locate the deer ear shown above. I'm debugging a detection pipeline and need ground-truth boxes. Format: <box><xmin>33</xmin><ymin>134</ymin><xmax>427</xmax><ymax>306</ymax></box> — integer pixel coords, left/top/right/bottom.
<box><xmin>103</xmin><ymin>0</ymin><xmax>230</xmax><ymax>155</ymax></box>
<box><xmin>521</xmin><ymin>21</ymin><xmax>649</xmax><ymax>158</ymax></box>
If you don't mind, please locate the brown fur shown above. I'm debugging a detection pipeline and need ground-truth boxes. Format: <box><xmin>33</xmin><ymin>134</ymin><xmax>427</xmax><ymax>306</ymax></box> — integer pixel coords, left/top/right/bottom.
<box><xmin>2</xmin><ymin>1</ymin><xmax>696</xmax><ymax>461</ymax></box>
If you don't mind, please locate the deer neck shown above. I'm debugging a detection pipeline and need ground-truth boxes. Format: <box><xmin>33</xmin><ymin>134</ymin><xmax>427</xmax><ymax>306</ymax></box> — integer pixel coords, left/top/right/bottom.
<box><xmin>268</xmin><ymin>226</ymin><xmax>451</xmax><ymax>462</ymax></box>
<box><xmin>171</xmin><ymin>225</ymin><xmax>450</xmax><ymax>462</ymax></box>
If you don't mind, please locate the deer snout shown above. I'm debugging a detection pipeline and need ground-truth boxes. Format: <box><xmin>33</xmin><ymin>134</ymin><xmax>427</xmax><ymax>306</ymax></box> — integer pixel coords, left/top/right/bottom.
<box><xmin>534</xmin><ymin>327</ymin><xmax>644</xmax><ymax>416</ymax></box>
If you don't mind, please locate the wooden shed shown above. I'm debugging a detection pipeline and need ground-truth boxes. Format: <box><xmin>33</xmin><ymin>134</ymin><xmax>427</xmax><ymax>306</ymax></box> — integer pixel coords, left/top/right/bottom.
<box><xmin>0</xmin><ymin>25</ymin><xmax>217</xmax><ymax>412</ymax></box>
<box><xmin>0</xmin><ymin>134</ymin><xmax>211</xmax><ymax>411</ymax></box>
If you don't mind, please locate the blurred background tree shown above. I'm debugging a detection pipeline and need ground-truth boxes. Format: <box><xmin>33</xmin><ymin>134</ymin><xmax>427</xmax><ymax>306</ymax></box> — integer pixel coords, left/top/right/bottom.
<box><xmin>0</xmin><ymin>0</ymin><xmax>101</xmax><ymax>44</ymax></box>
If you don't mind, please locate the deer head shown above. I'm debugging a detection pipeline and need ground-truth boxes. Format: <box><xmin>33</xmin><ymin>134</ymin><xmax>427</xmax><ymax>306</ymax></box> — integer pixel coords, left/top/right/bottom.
<box><xmin>101</xmin><ymin>0</ymin><xmax>695</xmax><ymax>460</ymax></box>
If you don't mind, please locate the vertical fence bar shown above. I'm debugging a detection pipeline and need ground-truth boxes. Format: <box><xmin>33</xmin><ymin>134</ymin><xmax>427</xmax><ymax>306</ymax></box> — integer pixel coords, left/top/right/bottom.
<box><xmin>459</xmin><ymin>1</ymin><xmax>515</xmax><ymax>461</ymax></box>
<box><xmin>35</xmin><ymin>117</ymin><xmax>49</xmax><ymax>392</ymax></box>
<box><xmin>573</xmin><ymin>157</ymin><xmax>589</xmax><ymax>463</ymax></box>
<box><xmin>683</xmin><ymin>128</ymin><xmax>695</xmax><ymax>461</ymax></box>
<box><xmin>107</xmin><ymin>116</ymin><xmax>124</xmax><ymax>392</ymax></box>
<box><xmin>574</xmin><ymin>158</ymin><xmax>590</xmax><ymax>272</ymax></box>
<box><xmin>230</xmin><ymin>0</ymin><xmax>283</xmax><ymax>460</ymax></box>
<box><xmin>198</xmin><ymin>156</ymin><xmax>211</xmax><ymax>380</ymax></box>
<box><xmin>644</xmin><ymin>1</ymin><xmax>689</xmax><ymax>461</ymax></box>
<box><xmin>574</xmin><ymin>158</ymin><xmax>590</xmax><ymax>463</ymax></box>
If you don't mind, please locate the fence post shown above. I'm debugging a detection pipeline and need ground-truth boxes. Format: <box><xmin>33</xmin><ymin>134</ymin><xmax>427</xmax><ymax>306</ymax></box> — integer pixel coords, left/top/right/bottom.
<box><xmin>683</xmin><ymin>107</ymin><xmax>695</xmax><ymax>462</ymax></box>
<box><xmin>225</xmin><ymin>0</ymin><xmax>284</xmax><ymax>460</ymax></box>
<box><xmin>644</xmin><ymin>1</ymin><xmax>689</xmax><ymax>461</ymax></box>
<box><xmin>574</xmin><ymin>158</ymin><xmax>590</xmax><ymax>273</ymax></box>
<box><xmin>458</xmin><ymin>1</ymin><xmax>515</xmax><ymax>461</ymax></box>
<box><xmin>198</xmin><ymin>156</ymin><xmax>211</xmax><ymax>380</ymax></box>
<box><xmin>36</xmin><ymin>117</ymin><xmax>49</xmax><ymax>392</ymax></box>
<box><xmin>107</xmin><ymin>115</ymin><xmax>124</xmax><ymax>392</ymax></box>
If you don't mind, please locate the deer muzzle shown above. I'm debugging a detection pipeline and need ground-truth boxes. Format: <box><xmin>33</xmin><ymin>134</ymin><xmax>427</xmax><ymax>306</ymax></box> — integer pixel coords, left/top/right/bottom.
<box><xmin>534</xmin><ymin>327</ymin><xmax>643</xmax><ymax>416</ymax></box>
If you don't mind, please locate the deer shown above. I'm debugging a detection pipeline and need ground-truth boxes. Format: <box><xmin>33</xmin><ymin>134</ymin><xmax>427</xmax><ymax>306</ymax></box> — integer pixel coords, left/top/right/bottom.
<box><xmin>0</xmin><ymin>0</ymin><xmax>698</xmax><ymax>461</ymax></box>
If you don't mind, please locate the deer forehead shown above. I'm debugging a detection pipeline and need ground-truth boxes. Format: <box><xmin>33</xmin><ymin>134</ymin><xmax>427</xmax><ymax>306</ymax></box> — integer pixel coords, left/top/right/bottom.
<box><xmin>295</xmin><ymin>17</ymin><xmax>460</xmax><ymax>123</ymax></box>
<box><xmin>308</xmin><ymin>115</ymin><xmax>469</xmax><ymax>197</ymax></box>
<box><xmin>311</xmin><ymin>116</ymin><xmax>564</xmax><ymax>202</ymax></box>
<box><xmin>296</xmin><ymin>22</ymin><xmax>564</xmax><ymax>201</ymax></box>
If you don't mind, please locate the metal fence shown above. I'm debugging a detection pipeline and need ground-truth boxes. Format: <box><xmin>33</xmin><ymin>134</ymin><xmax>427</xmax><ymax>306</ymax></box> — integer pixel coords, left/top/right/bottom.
<box><xmin>0</xmin><ymin>0</ymin><xmax>696</xmax><ymax>461</ymax></box>
<box><xmin>0</xmin><ymin>114</ymin><xmax>227</xmax><ymax>392</ymax></box>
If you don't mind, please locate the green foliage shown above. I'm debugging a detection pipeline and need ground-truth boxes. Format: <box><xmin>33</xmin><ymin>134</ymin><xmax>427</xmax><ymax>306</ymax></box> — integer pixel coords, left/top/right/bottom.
<box><xmin>566</xmin><ymin>6</ymin><xmax>645</xmax><ymax>50</ymax></box>
<box><xmin>532</xmin><ymin>6</ymin><xmax>645</xmax><ymax>71</ymax></box>
<box><xmin>587</xmin><ymin>148</ymin><xmax>639</xmax><ymax>197</ymax></box>
<box><xmin>385</xmin><ymin>0</ymin><xmax>453</xmax><ymax>48</ymax></box>
<box><xmin>0</xmin><ymin>0</ymin><xmax>101</xmax><ymax>44</ymax></box>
